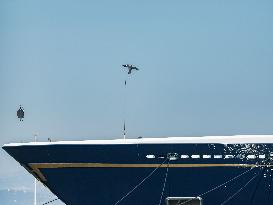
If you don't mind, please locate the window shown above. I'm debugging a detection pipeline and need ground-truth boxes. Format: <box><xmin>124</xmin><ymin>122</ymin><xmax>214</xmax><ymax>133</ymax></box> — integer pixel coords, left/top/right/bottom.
<box><xmin>224</xmin><ymin>155</ymin><xmax>234</xmax><ymax>159</ymax></box>
<box><xmin>247</xmin><ymin>155</ymin><xmax>256</xmax><ymax>159</ymax></box>
<box><xmin>146</xmin><ymin>155</ymin><xmax>155</xmax><ymax>159</ymax></box>
<box><xmin>191</xmin><ymin>155</ymin><xmax>200</xmax><ymax>159</ymax></box>
<box><xmin>203</xmin><ymin>155</ymin><xmax>211</xmax><ymax>159</ymax></box>
<box><xmin>259</xmin><ymin>155</ymin><xmax>265</xmax><ymax>159</ymax></box>
<box><xmin>236</xmin><ymin>154</ymin><xmax>245</xmax><ymax>159</ymax></box>
<box><xmin>214</xmin><ymin>155</ymin><xmax>222</xmax><ymax>159</ymax></box>
<box><xmin>181</xmin><ymin>155</ymin><xmax>189</xmax><ymax>159</ymax></box>
<box><xmin>166</xmin><ymin>197</ymin><xmax>202</xmax><ymax>205</ymax></box>
<box><xmin>167</xmin><ymin>153</ymin><xmax>179</xmax><ymax>161</ymax></box>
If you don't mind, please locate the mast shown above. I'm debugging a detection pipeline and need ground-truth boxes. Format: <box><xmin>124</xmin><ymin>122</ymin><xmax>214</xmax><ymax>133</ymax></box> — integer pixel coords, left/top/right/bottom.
<box><xmin>121</xmin><ymin>64</ymin><xmax>139</xmax><ymax>139</ymax></box>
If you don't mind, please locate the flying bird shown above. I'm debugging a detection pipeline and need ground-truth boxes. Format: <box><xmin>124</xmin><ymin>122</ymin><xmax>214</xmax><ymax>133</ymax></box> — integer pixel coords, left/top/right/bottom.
<box><xmin>17</xmin><ymin>105</ymin><xmax>24</xmax><ymax>121</ymax></box>
<box><xmin>122</xmin><ymin>64</ymin><xmax>139</xmax><ymax>74</ymax></box>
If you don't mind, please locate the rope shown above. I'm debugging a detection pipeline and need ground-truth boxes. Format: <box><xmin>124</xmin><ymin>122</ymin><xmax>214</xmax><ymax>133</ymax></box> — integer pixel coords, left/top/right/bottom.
<box><xmin>41</xmin><ymin>198</ymin><xmax>58</xmax><ymax>205</ymax></box>
<box><xmin>177</xmin><ymin>166</ymin><xmax>256</xmax><ymax>205</ymax></box>
<box><xmin>220</xmin><ymin>172</ymin><xmax>259</xmax><ymax>205</ymax></box>
<box><xmin>249</xmin><ymin>167</ymin><xmax>266</xmax><ymax>205</ymax></box>
<box><xmin>114</xmin><ymin>158</ymin><xmax>168</xmax><ymax>205</ymax></box>
<box><xmin>267</xmin><ymin>169</ymin><xmax>273</xmax><ymax>205</ymax></box>
<box><xmin>158</xmin><ymin>160</ymin><xmax>170</xmax><ymax>205</ymax></box>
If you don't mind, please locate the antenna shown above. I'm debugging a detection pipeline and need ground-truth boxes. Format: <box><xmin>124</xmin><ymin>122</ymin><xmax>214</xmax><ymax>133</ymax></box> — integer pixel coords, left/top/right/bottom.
<box><xmin>122</xmin><ymin>64</ymin><xmax>139</xmax><ymax>140</ymax></box>
<box><xmin>123</xmin><ymin>120</ymin><xmax>126</xmax><ymax>140</ymax></box>
<box><xmin>123</xmin><ymin>78</ymin><xmax>127</xmax><ymax>140</ymax></box>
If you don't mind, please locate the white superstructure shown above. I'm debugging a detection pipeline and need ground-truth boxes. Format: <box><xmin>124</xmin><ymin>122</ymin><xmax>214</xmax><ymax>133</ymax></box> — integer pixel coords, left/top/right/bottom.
<box><xmin>4</xmin><ymin>135</ymin><xmax>273</xmax><ymax>146</ymax></box>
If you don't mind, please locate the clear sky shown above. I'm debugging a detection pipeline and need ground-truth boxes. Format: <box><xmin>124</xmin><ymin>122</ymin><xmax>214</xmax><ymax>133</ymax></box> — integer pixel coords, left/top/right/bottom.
<box><xmin>1</xmin><ymin>0</ymin><xmax>273</xmax><ymax>203</ymax></box>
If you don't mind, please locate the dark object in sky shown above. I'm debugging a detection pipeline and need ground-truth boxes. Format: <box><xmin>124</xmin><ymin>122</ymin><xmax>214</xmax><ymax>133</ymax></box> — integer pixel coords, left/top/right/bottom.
<box><xmin>122</xmin><ymin>64</ymin><xmax>139</xmax><ymax>74</ymax></box>
<box><xmin>17</xmin><ymin>105</ymin><xmax>24</xmax><ymax>121</ymax></box>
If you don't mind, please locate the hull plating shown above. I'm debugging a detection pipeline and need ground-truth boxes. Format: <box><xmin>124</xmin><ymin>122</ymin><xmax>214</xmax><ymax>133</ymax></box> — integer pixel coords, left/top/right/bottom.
<box><xmin>3</xmin><ymin>143</ymin><xmax>273</xmax><ymax>205</ymax></box>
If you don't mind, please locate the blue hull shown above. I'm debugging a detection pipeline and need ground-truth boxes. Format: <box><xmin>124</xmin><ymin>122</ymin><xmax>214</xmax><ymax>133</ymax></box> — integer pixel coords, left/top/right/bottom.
<box><xmin>3</xmin><ymin>143</ymin><xmax>273</xmax><ymax>205</ymax></box>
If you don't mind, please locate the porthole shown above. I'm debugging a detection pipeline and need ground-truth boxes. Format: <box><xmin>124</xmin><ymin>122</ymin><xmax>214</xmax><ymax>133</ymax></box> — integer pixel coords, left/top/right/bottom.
<box><xmin>247</xmin><ymin>155</ymin><xmax>256</xmax><ymax>159</ymax></box>
<box><xmin>224</xmin><ymin>155</ymin><xmax>234</xmax><ymax>159</ymax></box>
<box><xmin>181</xmin><ymin>155</ymin><xmax>189</xmax><ymax>159</ymax></box>
<box><xmin>214</xmin><ymin>155</ymin><xmax>222</xmax><ymax>159</ymax></box>
<box><xmin>236</xmin><ymin>154</ymin><xmax>245</xmax><ymax>159</ymax></box>
<box><xmin>167</xmin><ymin>153</ymin><xmax>179</xmax><ymax>161</ymax></box>
<box><xmin>203</xmin><ymin>155</ymin><xmax>211</xmax><ymax>159</ymax></box>
<box><xmin>191</xmin><ymin>155</ymin><xmax>200</xmax><ymax>159</ymax></box>
<box><xmin>146</xmin><ymin>155</ymin><xmax>155</xmax><ymax>159</ymax></box>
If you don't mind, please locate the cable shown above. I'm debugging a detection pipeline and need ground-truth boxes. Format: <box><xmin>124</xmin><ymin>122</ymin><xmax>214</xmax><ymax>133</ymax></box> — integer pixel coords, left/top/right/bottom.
<box><xmin>220</xmin><ymin>172</ymin><xmax>259</xmax><ymax>205</ymax></box>
<box><xmin>177</xmin><ymin>166</ymin><xmax>256</xmax><ymax>205</ymax></box>
<box><xmin>158</xmin><ymin>160</ymin><xmax>170</xmax><ymax>205</ymax></box>
<box><xmin>114</xmin><ymin>158</ymin><xmax>169</xmax><ymax>205</ymax></box>
<box><xmin>249</xmin><ymin>167</ymin><xmax>266</xmax><ymax>205</ymax></box>
<box><xmin>267</xmin><ymin>168</ymin><xmax>273</xmax><ymax>205</ymax></box>
<box><xmin>42</xmin><ymin>198</ymin><xmax>58</xmax><ymax>205</ymax></box>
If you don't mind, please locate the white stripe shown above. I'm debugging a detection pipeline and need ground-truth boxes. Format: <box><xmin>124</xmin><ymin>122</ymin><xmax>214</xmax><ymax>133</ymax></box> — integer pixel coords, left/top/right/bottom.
<box><xmin>3</xmin><ymin>135</ymin><xmax>273</xmax><ymax>146</ymax></box>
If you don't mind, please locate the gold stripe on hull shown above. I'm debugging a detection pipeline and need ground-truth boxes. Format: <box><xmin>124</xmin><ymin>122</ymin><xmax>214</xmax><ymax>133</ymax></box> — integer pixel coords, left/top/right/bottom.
<box><xmin>28</xmin><ymin>163</ymin><xmax>269</xmax><ymax>182</ymax></box>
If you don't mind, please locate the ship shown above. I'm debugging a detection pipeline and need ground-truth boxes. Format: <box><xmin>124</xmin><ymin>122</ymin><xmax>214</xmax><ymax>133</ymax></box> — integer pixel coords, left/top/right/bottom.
<box><xmin>3</xmin><ymin>135</ymin><xmax>273</xmax><ymax>205</ymax></box>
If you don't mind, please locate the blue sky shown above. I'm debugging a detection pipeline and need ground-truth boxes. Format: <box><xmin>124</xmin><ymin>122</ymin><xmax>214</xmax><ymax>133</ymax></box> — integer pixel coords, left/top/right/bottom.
<box><xmin>1</xmin><ymin>0</ymin><xmax>273</xmax><ymax>203</ymax></box>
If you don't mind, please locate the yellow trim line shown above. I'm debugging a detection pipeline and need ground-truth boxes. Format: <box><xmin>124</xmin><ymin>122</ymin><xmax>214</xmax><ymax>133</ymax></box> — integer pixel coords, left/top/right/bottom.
<box><xmin>28</xmin><ymin>163</ymin><xmax>271</xmax><ymax>182</ymax></box>
<box><xmin>29</xmin><ymin>163</ymin><xmax>271</xmax><ymax>169</ymax></box>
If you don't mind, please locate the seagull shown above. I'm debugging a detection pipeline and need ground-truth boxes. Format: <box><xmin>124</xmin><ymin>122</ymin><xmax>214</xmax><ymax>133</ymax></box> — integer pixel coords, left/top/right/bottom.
<box><xmin>17</xmin><ymin>105</ymin><xmax>24</xmax><ymax>121</ymax></box>
<box><xmin>122</xmin><ymin>64</ymin><xmax>139</xmax><ymax>74</ymax></box>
